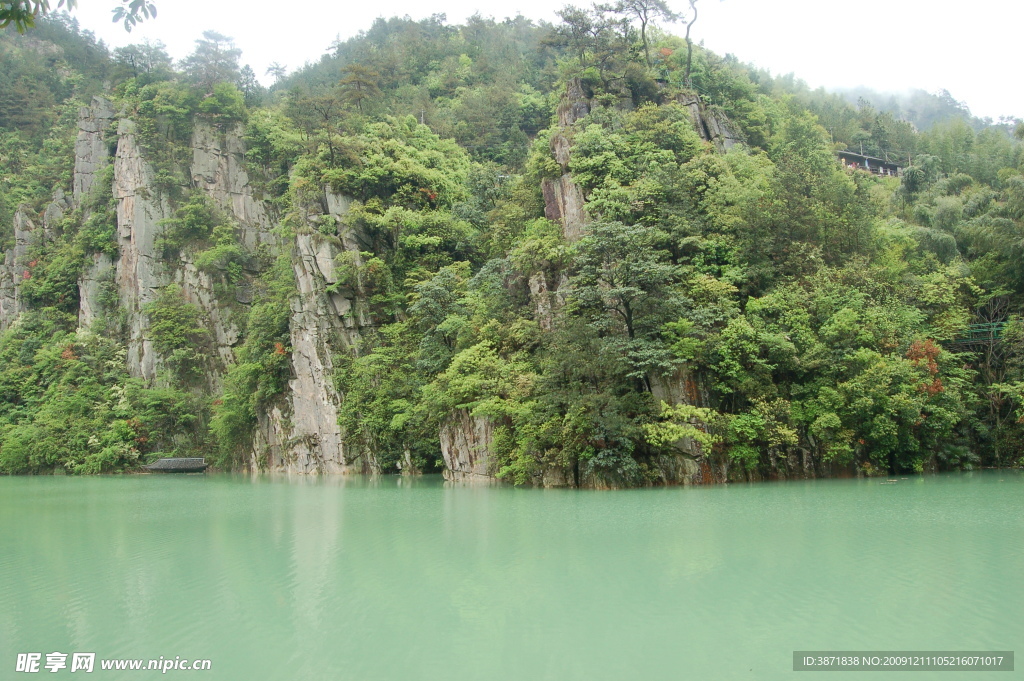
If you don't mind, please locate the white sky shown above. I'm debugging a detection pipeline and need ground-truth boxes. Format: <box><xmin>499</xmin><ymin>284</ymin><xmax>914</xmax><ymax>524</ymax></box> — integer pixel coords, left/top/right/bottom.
<box><xmin>69</xmin><ymin>0</ymin><xmax>1021</xmax><ymax>120</ymax></box>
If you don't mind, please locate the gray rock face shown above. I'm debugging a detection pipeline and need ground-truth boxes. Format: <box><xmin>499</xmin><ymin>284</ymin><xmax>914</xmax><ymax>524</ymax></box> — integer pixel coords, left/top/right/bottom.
<box><xmin>647</xmin><ymin>366</ymin><xmax>710</xmax><ymax>483</ymax></box>
<box><xmin>2</xmin><ymin>96</ymin><xmax>114</xmax><ymax>332</ymax></box>
<box><xmin>190</xmin><ymin>118</ymin><xmax>275</xmax><ymax>249</ymax></box>
<box><xmin>78</xmin><ymin>252</ymin><xmax>112</xmax><ymax>329</ymax></box>
<box><xmin>0</xmin><ymin>207</ymin><xmax>39</xmax><ymax>330</ymax></box>
<box><xmin>650</xmin><ymin>366</ymin><xmax>707</xmax><ymax>408</ymax></box>
<box><xmin>557</xmin><ymin>77</ymin><xmax>590</xmax><ymax>127</ymax></box>
<box><xmin>42</xmin><ymin>188</ymin><xmax>72</xmax><ymax>242</ymax></box>
<box><xmin>112</xmin><ymin>117</ymin><xmax>172</xmax><ymax>381</ymax></box>
<box><xmin>105</xmin><ymin>111</ymin><xmax>377</xmax><ymax>473</ymax></box>
<box><xmin>542</xmin><ymin>78</ymin><xmax>590</xmax><ymax>242</ymax></box>
<box><xmin>13</xmin><ymin>207</ymin><xmax>39</xmax><ymax>261</ymax></box>
<box><xmin>71</xmin><ymin>99</ymin><xmax>118</xmax><ymax>331</ymax></box>
<box><xmin>107</xmin><ymin>116</ymin><xmax>250</xmax><ymax>386</ymax></box>
<box><xmin>171</xmin><ymin>259</ymin><xmax>239</xmax><ymax>389</ymax></box>
<box><xmin>74</xmin><ymin>96</ymin><xmax>115</xmax><ymax>199</ymax></box>
<box><xmin>440</xmin><ymin>410</ymin><xmax>495</xmax><ymax>482</ymax></box>
<box><xmin>528</xmin><ymin>272</ymin><xmax>554</xmax><ymax>331</ymax></box>
<box><xmin>677</xmin><ymin>92</ymin><xmax>743</xmax><ymax>152</ymax></box>
<box><xmin>254</xmin><ymin>230</ymin><xmax>377</xmax><ymax>475</ymax></box>
<box><xmin>542</xmin><ymin>174</ymin><xmax>587</xmax><ymax>241</ymax></box>
<box><xmin>0</xmin><ymin>250</ymin><xmax>20</xmax><ymax>332</ymax></box>
<box><xmin>249</xmin><ymin>183</ymin><xmax>377</xmax><ymax>475</ymax></box>
<box><xmin>4</xmin><ymin>103</ymin><xmax>385</xmax><ymax>475</ymax></box>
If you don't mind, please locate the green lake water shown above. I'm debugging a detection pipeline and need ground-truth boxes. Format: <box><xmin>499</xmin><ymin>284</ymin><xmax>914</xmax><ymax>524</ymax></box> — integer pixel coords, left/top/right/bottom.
<box><xmin>0</xmin><ymin>472</ymin><xmax>1020</xmax><ymax>680</ymax></box>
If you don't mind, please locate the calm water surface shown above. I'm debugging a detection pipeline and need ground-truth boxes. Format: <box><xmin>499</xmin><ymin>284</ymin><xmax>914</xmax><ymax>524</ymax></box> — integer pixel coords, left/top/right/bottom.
<box><xmin>0</xmin><ymin>472</ymin><xmax>1021</xmax><ymax>680</ymax></box>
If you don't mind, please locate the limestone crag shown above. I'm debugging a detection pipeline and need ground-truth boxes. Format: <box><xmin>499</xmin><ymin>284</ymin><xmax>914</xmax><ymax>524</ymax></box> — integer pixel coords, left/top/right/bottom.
<box><xmin>4</xmin><ymin>95</ymin><xmax>115</xmax><ymax>332</ymax></box>
<box><xmin>542</xmin><ymin>175</ymin><xmax>587</xmax><ymax>241</ymax></box>
<box><xmin>102</xmin><ymin>114</ymin><xmax>265</xmax><ymax>386</ymax></box>
<box><xmin>439</xmin><ymin>83</ymin><xmax>740</xmax><ymax>488</ymax></box>
<box><xmin>440</xmin><ymin>410</ymin><xmax>496</xmax><ymax>482</ymax></box>
<box><xmin>42</xmin><ymin>188</ymin><xmax>72</xmax><ymax>242</ymax></box>
<box><xmin>677</xmin><ymin>91</ymin><xmax>743</xmax><ymax>152</ymax></box>
<box><xmin>2</xmin><ymin>88</ymin><xmax>741</xmax><ymax>485</ymax></box>
<box><xmin>253</xmin><ymin>241</ymin><xmax>368</xmax><ymax>474</ymax></box>
<box><xmin>542</xmin><ymin>78</ymin><xmax>590</xmax><ymax>241</ymax></box>
<box><xmin>528</xmin><ymin>272</ymin><xmax>555</xmax><ymax>331</ymax></box>
<box><xmin>12</xmin><ymin>207</ymin><xmax>39</xmax><ymax>261</ymax></box>
<box><xmin>172</xmin><ymin>259</ymin><xmax>239</xmax><ymax>382</ymax></box>
<box><xmin>0</xmin><ymin>251</ymin><xmax>19</xmax><ymax>332</ymax></box>
<box><xmin>77</xmin><ymin>252</ymin><xmax>112</xmax><ymax>329</ymax></box>
<box><xmin>73</xmin><ymin>96</ymin><xmax>116</xmax><ymax>200</ymax></box>
<box><xmin>253</xmin><ymin>191</ymin><xmax>378</xmax><ymax>475</ymax></box>
<box><xmin>111</xmin><ymin>117</ymin><xmax>174</xmax><ymax>381</ymax></box>
<box><xmin>190</xmin><ymin>119</ymin><xmax>276</xmax><ymax>249</ymax></box>
<box><xmin>646</xmin><ymin>367</ymin><xmax>713</xmax><ymax>483</ymax></box>
<box><xmin>0</xmin><ymin>208</ymin><xmax>39</xmax><ymax>331</ymax></box>
<box><xmin>6</xmin><ymin>102</ymin><xmax>383</xmax><ymax>476</ymax></box>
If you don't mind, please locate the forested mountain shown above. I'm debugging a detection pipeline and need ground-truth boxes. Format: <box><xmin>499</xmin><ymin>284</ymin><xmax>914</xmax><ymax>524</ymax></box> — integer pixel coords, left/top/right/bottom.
<box><xmin>0</xmin><ymin>10</ymin><xmax>1022</xmax><ymax>485</ymax></box>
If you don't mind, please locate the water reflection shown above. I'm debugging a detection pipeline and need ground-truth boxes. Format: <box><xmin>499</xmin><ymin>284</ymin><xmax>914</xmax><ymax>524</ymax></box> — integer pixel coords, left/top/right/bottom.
<box><xmin>0</xmin><ymin>472</ymin><xmax>1020</xmax><ymax>680</ymax></box>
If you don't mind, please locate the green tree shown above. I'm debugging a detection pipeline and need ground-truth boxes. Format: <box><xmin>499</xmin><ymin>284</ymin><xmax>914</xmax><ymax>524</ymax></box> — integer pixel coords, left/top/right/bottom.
<box><xmin>144</xmin><ymin>284</ymin><xmax>211</xmax><ymax>385</ymax></box>
<box><xmin>0</xmin><ymin>0</ymin><xmax>154</xmax><ymax>32</ymax></box>
<box><xmin>339</xmin><ymin>63</ymin><xmax>382</xmax><ymax>114</ymax></box>
<box><xmin>238</xmin><ymin>64</ymin><xmax>263</xmax><ymax>108</ymax></box>
<box><xmin>180</xmin><ymin>31</ymin><xmax>241</xmax><ymax>94</ymax></box>
<box><xmin>569</xmin><ymin>221</ymin><xmax>680</xmax><ymax>385</ymax></box>
<box><xmin>603</xmin><ymin>0</ymin><xmax>679</xmax><ymax>67</ymax></box>
<box><xmin>265</xmin><ymin>62</ymin><xmax>286</xmax><ymax>83</ymax></box>
<box><xmin>112</xmin><ymin>40</ymin><xmax>173</xmax><ymax>84</ymax></box>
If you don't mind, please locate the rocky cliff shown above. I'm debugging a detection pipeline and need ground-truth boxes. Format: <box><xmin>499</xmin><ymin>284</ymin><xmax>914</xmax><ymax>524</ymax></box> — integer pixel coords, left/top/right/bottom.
<box><xmin>253</xmin><ymin>217</ymin><xmax>378</xmax><ymax>475</ymax></box>
<box><xmin>542</xmin><ymin>78</ymin><xmax>589</xmax><ymax>242</ymax></box>
<box><xmin>1</xmin><ymin>84</ymin><xmax>739</xmax><ymax>485</ymax></box>
<box><xmin>676</xmin><ymin>91</ymin><xmax>744</xmax><ymax>152</ymax></box>
<box><xmin>436</xmin><ymin>81</ymin><xmax>746</xmax><ymax>488</ymax></box>
<box><xmin>1</xmin><ymin>98</ymin><xmax>380</xmax><ymax>475</ymax></box>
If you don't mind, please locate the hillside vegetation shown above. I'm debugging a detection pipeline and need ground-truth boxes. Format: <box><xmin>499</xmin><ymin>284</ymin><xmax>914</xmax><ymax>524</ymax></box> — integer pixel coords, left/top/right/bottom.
<box><xmin>1</xmin><ymin>11</ymin><xmax>1023</xmax><ymax>483</ymax></box>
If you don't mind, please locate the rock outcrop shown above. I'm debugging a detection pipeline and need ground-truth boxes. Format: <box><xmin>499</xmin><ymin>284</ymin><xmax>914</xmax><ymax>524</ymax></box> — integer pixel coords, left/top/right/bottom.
<box><xmin>440</xmin><ymin>410</ymin><xmax>496</xmax><ymax>482</ymax></box>
<box><xmin>0</xmin><ymin>252</ymin><xmax>18</xmax><ymax>332</ymax></box>
<box><xmin>677</xmin><ymin>91</ymin><xmax>743</xmax><ymax>152</ymax></box>
<box><xmin>78</xmin><ymin>252</ymin><xmax>112</xmax><ymax>329</ymax></box>
<box><xmin>102</xmin><ymin>114</ymin><xmax>269</xmax><ymax>386</ymax></box>
<box><xmin>111</xmin><ymin>117</ymin><xmax>174</xmax><ymax>381</ymax></box>
<box><xmin>1</xmin><ymin>85</ymin><xmax>746</xmax><ymax>486</ymax></box>
<box><xmin>73</xmin><ymin>96</ymin><xmax>116</xmax><ymax>200</ymax></box>
<box><xmin>437</xmin><ymin>83</ymin><xmax>741</xmax><ymax>488</ymax></box>
<box><xmin>190</xmin><ymin>119</ymin><xmax>275</xmax><ymax>249</ymax></box>
<box><xmin>3</xmin><ymin>96</ymin><xmax>116</xmax><ymax>332</ymax></box>
<box><xmin>0</xmin><ymin>207</ymin><xmax>40</xmax><ymax>331</ymax></box>
<box><xmin>542</xmin><ymin>78</ymin><xmax>590</xmax><ymax>241</ymax></box>
<box><xmin>2</xmin><ymin>100</ymin><xmax>387</xmax><ymax>475</ymax></box>
<box><xmin>42</xmin><ymin>188</ymin><xmax>72</xmax><ymax>242</ymax></box>
<box><xmin>253</xmin><ymin>190</ymin><xmax>378</xmax><ymax>475</ymax></box>
<box><xmin>542</xmin><ymin>175</ymin><xmax>587</xmax><ymax>242</ymax></box>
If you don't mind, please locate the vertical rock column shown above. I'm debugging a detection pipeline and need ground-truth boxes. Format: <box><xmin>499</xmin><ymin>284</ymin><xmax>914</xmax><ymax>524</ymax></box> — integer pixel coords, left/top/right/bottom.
<box><xmin>73</xmin><ymin>96</ymin><xmax>116</xmax><ymax>200</ymax></box>
<box><xmin>112</xmin><ymin>118</ymin><xmax>173</xmax><ymax>381</ymax></box>
<box><xmin>676</xmin><ymin>91</ymin><xmax>743</xmax><ymax>152</ymax></box>
<box><xmin>0</xmin><ymin>208</ymin><xmax>40</xmax><ymax>331</ymax></box>
<box><xmin>190</xmin><ymin>119</ymin><xmax>276</xmax><ymax>249</ymax></box>
<box><xmin>75</xmin><ymin>96</ymin><xmax>117</xmax><ymax>330</ymax></box>
<box><xmin>254</xmin><ymin>190</ymin><xmax>379</xmax><ymax>475</ymax></box>
<box><xmin>542</xmin><ymin>77</ymin><xmax>590</xmax><ymax>242</ymax></box>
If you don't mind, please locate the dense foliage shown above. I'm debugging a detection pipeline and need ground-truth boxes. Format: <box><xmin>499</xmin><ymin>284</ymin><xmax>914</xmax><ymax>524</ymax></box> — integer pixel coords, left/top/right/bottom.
<box><xmin>1</xmin><ymin>10</ymin><xmax>1022</xmax><ymax>481</ymax></box>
